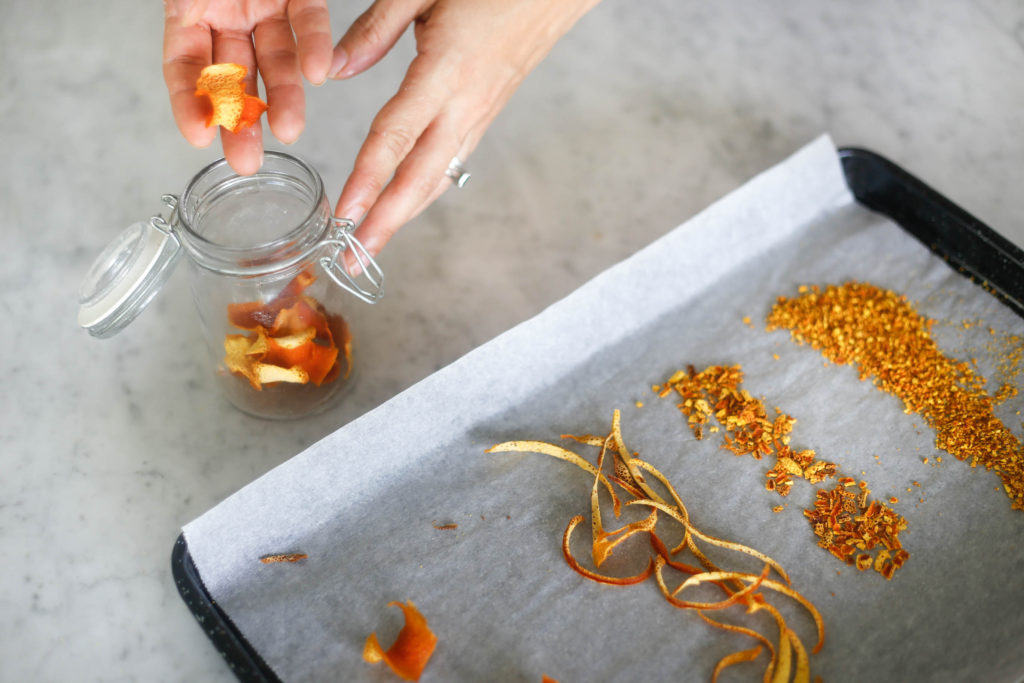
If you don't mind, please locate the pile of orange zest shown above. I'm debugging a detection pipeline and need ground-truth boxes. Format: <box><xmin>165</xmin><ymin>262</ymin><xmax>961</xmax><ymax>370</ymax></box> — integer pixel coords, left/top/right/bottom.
<box><xmin>195</xmin><ymin>63</ymin><xmax>267</xmax><ymax>133</ymax></box>
<box><xmin>659</xmin><ymin>362</ymin><xmax>910</xmax><ymax>577</ymax></box>
<box><xmin>363</xmin><ymin>601</ymin><xmax>437</xmax><ymax>681</ymax></box>
<box><xmin>223</xmin><ymin>268</ymin><xmax>352</xmax><ymax>390</ymax></box>
<box><xmin>767</xmin><ymin>282</ymin><xmax>1024</xmax><ymax>510</ymax></box>
<box><xmin>487</xmin><ymin>410</ymin><xmax>824</xmax><ymax>682</ymax></box>
<box><xmin>805</xmin><ymin>481</ymin><xmax>909</xmax><ymax>580</ymax></box>
<box><xmin>659</xmin><ymin>365</ymin><xmax>837</xmax><ymax>496</ymax></box>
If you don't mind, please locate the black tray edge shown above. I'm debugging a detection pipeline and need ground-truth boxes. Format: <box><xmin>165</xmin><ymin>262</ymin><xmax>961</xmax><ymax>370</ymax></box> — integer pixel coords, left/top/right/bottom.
<box><xmin>838</xmin><ymin>147</ymin><xmax>1024</xmax><ymax>320</ymax></box>
<box><xmin>172</xmin><ymin>534</ymin><xmax>281</xmax><ymax>682</ymax></box>
<box><xmin>171</xmin><ymin>147</ymin><xmax>1024</xmax><ymax>682</ymax></box>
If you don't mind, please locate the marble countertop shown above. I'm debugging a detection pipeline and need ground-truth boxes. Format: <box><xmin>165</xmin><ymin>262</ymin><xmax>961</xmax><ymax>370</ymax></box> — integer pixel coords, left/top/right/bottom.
<box><xmin>3</xmin><ymin>1</ymin><xmax>1022</xmax><ymax>680</ymax></box>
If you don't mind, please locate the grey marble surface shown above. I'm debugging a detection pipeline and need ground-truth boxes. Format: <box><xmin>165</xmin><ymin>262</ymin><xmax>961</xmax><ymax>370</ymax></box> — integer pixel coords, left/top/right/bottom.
<box><xmin>1</xmin><ymin>1</ymin><xmax>1021</xmax><ymax>681</ymax></box>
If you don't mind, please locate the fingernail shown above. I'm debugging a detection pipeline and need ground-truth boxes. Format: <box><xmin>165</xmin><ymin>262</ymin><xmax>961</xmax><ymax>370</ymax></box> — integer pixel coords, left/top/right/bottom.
<box><xmin>329</xmin><ymin>49</ymin><xmax>348</xmax><ymax>79</ymax></box>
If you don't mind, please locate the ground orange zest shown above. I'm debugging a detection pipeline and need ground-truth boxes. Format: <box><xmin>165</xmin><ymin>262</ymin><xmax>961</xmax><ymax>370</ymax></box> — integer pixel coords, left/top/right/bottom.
<box><xmin>767</xmin><ymin>282</ymin><xmax>1024</xmax><ymax>510</ymax></box>
<box><xmin>659</xmin><ymin>361</ymin><xmax>912</xmax><ymax>578</ymax></box>
<box><xmin>363</xmin><ymin>601</ymin><xmax>438</xmax><ymax>681</ymax></box>
<box><xmin>805</xmin><ymin>483</ymin><xmax>909</xmax><ymax>580</ymax></box>
<box><xmin>658</xmin><ymin>364</ymin><xmax>837</xmax><ymax>496</ymax></box>
<box><xmin>488</xmin><ymin>411</ymin><xmax>824</xmax><ymax>681</ymax></box>
<box><xmin>195</xmin><ymin>63</ymin><xmax>267</xmax><ymax>133</ymax></box>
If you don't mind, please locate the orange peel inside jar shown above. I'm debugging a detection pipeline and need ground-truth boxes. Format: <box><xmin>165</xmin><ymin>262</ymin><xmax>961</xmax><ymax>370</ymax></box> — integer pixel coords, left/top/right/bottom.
<box><xmin>195</xmin><ymin>63</ymin><xmax>267</xmax><ymax>133</ymax></box>
<box><xmin>222</xmin><ymin>269</ymin><xmax>350</xmax><ymax>390</ymax></box>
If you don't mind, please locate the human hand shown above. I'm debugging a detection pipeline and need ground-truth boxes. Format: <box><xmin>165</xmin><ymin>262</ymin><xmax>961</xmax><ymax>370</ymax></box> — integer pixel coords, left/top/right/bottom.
<box><xmin>162</xmin><ymin>0</ymin><xmax>334</xmax><ymax>174</ymax></box>
<box><xmin>329</xmin><ymin>0</ymin><xmax>600</xmax><ymax>256</ymax></box>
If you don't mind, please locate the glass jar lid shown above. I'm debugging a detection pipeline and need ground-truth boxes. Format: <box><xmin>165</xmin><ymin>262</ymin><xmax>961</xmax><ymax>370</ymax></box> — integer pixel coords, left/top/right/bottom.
<box><xmin>77</xmin><ymin>215</ymin><xmax>182</xmax><ymax>338</ymax></box>
<box><xmin>78</xmin><ymin>153</ymin><xmax>384</xmax><ymax>339</ymax></box>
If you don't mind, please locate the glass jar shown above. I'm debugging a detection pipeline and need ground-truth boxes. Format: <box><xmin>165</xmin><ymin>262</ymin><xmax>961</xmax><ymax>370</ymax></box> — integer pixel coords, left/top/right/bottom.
<box><xmin>78</xmin><ymin>152</ymin><xmax>383</xmax><ymax>419</ymax></box>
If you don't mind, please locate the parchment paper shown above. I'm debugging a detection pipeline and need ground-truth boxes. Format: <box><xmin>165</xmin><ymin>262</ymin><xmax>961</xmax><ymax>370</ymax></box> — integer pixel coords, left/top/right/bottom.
<box><xmin>183</xmin><ymin>136</ymin><xmax>1024</xmax><ymax>682</ymax></box>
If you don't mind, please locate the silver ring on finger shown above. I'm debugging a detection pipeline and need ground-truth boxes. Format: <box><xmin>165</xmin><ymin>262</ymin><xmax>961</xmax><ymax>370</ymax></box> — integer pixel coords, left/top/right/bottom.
<box><xmin>445</xmin><ymin>156</ymin><xmax>471</xmax><ymax>188</ymax></box>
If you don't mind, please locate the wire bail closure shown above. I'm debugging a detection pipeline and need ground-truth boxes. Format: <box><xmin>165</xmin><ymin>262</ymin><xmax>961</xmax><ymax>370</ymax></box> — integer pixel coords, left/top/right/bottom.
<box><xmin>320</xmin><ymin>218</ymin><xmax>384</xmax><ymax>304</ymax></box>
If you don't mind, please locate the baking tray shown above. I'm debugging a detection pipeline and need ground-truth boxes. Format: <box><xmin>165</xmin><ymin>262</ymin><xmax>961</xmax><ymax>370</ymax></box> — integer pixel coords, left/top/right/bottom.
<box><xmin>170</xmin><ymin>147</ymin><xmax>1024</xmax><ymax>682</ymax></box>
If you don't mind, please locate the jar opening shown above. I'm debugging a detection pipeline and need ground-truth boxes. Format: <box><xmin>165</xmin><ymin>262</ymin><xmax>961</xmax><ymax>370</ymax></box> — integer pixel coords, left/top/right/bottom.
<box><xmin>175</xmin><ymin>152</ymin><xmax>330</xmax><ymax>274</ymax></box>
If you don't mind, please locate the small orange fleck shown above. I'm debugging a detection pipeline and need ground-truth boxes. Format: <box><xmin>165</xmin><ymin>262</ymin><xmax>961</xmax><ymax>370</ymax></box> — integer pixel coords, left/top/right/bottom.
<box><xmin>259</xmin><ymin>553</ymin><xmax>307</xmax><ymax>564</ymax></box>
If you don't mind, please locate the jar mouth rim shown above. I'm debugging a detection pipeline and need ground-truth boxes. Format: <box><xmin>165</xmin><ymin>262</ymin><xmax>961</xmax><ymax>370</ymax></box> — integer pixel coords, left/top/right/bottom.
<box><xmin>175</xmin><ymin>151</ymin><xmax>328</xmax><ymax>273</ymax></box>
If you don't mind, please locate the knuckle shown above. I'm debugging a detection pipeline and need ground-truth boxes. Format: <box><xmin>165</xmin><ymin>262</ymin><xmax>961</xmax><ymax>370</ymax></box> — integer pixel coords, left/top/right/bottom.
<box><xmin>352</xmin><ymin>10</ymin><xmax>392</xmax><ymax>50</ymax></box>
<box><xmin>367</xmin><ymin>125</ymin><xmax>417</xmax><ymax>164</ymax></box>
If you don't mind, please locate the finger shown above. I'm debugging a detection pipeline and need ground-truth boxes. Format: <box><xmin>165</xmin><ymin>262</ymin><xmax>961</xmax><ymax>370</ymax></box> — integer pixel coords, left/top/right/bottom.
<box><xmin>162</xmin><ymin>1</ymin><xmax>216</xmax><ymax>148</ymax></box>
<box><xmin>287</xmin><ymin>0</ymin><xmax>334</xmax><ymax>85</ymax></box>
<box><xmin>253</xmin><ymin>14</ymin><xmax>304</xmax><ymax>144</ymax></box>
<box><xmin>334</xmin><ymin>54</ymin><xmax>454</xmax><ymax>223</ymax></box>
<box><xmin>329</xmin><ymin>0</ymin><xmax>422</xmax><ymax>80</ymax></box>
<box><xmin>347</xmin><ymin>115</ymin><xmax>461</xmax><ymax>256</ymax></box>
<box><xmin>176</xmin><ymin>0</ymin><xmax>210</xmax><ymax>28</ymax></box>
<box><xmin>212</xmin><ymin>29</ymin><xmax>264</xmax><ymax>175</ymax></box>
<box><xmin>405</xmin><ymin>133</ymin><xmax>482</xmax><ymax>225</ymax></box>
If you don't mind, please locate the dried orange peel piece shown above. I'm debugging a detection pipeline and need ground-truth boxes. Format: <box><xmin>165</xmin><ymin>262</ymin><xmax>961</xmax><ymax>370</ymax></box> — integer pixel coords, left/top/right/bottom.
<box><xmin>363</xmin><ymin>601</ymin><xmax>437</xmax><ymax>681</ymax></box>
<box><xmin>223</xmin><ymin>270</ymin><xmax>349</xmax><ymax>390</ymax></box>
<box><xmin>195</xmin><ymin>63</ymin><xmax>267</xmax><ymax>133</ymax></box>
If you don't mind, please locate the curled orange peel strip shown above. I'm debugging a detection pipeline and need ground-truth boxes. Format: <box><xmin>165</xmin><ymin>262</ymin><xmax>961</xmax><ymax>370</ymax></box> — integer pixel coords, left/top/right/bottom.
<box><xmin>195</xmin><ymin>63</ymin><xmax>267</xmax><ymax>133</ymax></box>
<box><xmin>629</xmin><ymin>458</ymin><xmax>700</xmax><ymax>558</ymax></box>
<box><xmin>486</xmin><ymin>441</ymin><xmax>621</xmax><ymax>518</ymax></box>
<box><xmin>654</xmin><ymin>557</ymin><xmax>768</xmax><ymax>611</ymax></box>
<box><xmin>669</xmin><ymin>566</ymin><xmax>770</xmax><ymax>601</ymax></box>
<box><xmin>488</xmin><ymin>411</ymin><xmax>825</xmax><ymax>678</ymax></box>
<box><xmin>561</xmin><ymin>433</ymin><xmax>606</xmax><ymax>447</ymax></box>
<box><xmin>649</xmin><ymin>533</ymin><xmax>704</xmax><ymax>576</ymax></box>
<box><xmin>562</xmin><ymin>515</ymin><xmax>654</xmax><ymax>586</ymax></box>
<box><xmin>629</xmin><ymin>499</ymin><xmax>791</xmax><ymax>586</ymax></box>
<box><xmin>593</xmin><ymin>508</ymin><xmax>659</xmax><ymax>568</ymax></box>
<box><xmin>610</xmin><ymin>409</ymin><xmax>665</xmax><ymax>504</ymax></box>
<box><xmin>698</xmin><ymin>611</ymin><xmax>776</xmax><ymax>683</ymax></box>
<box><xmin>788</xmin><ymin>628</ymin><xmax>811</xmax><ymax>683</ymax></box>
<box><xmin>771</xmin><ymin>625</ymin><xmax>792</xmax><ymax>683</ymax></box>
<box><xmin>712</xmin><ymin>645</ymin><xmax>763</xmax><ymax>683</ymax></box>
<box><xmin>363</xmin><ymin>601</ymin><xmax>437</xmax><ymax>682</ymax></box>
<box><xmin>590</xmin><ymin>435</ymin><xmax>612</xmax><ymax>561</ymax></box>
<box><xmin>589</xmin><ymin>435</ymin><xmax>658</xmax><ymax>566</ymax></box>
<box><xmin>755</xmin><ymin>597</ymin><xmax>823</xmax><ymax>664</ymax></box>
<box><xmin>624</xmin><ymin>458</ymin><xmax>732</xmax><ymax>584</ymax></box>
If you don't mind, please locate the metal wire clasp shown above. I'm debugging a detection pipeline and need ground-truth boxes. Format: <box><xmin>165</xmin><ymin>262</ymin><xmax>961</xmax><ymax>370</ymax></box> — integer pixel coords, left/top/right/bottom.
<box><xmin>320</xmin><ymin>218</ymin><xmax>384</xmax><ymax>304</ymax></box>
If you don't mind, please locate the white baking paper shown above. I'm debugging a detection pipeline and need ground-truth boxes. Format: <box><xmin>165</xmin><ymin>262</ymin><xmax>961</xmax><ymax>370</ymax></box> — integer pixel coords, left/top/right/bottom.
<box><xmin>183</xmin><ymin>136</ymin><xmax>1024</xmax><ymax>682</ymax></box>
